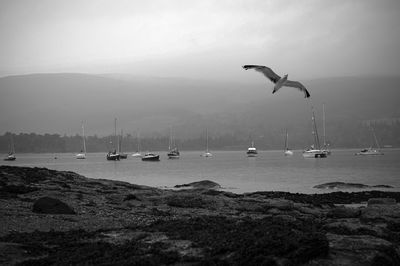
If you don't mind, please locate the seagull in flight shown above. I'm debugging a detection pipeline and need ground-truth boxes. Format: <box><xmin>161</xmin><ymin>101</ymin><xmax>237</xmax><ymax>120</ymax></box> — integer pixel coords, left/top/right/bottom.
<box><xmin>242</xmin><ymin>65</ymin><xmax>310</xmax><ymax>98</ymax></box>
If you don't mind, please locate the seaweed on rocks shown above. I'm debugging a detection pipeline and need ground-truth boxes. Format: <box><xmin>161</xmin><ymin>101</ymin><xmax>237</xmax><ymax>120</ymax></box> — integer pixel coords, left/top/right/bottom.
<box><xmin>246</xmin><ymin>191</ymin><xmax>400</xmax><ymax>205</ymax></box>
<box><xmin>147</xmin><ymin>216</ymin><xmax>329</xmax><ymax>265</ymax></box>
<box><xmin>1</xmin><ymin>230</ymin><xmax>181</xmax><ymax>266</ymax></box>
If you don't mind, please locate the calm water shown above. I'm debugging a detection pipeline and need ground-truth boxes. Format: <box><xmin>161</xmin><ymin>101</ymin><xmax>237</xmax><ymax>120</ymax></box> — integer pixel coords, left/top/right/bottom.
<box><xmin>2</xmin><ymin>149</ymin><xmax>400</xmax><ymax>194</ymax></box>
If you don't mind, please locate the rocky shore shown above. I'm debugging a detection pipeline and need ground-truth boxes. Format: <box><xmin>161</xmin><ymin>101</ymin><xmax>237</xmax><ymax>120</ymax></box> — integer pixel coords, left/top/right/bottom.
<box><xmin>1</xmin><ymin>165</ymin><xmax>400</xmax><ymax>265</ymax></box>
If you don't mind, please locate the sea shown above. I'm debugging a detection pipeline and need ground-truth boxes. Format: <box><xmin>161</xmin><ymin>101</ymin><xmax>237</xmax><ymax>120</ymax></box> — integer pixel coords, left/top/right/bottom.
<box><xmin>2</xmin><ymin>149</ymin><xmax>400</xmax><ymax>194</ymax></box>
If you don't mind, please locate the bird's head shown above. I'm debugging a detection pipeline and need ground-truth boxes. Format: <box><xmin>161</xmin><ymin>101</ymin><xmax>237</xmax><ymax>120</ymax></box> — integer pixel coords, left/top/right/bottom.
<box><xmin>284</xmin><ymin>74</ymin><xmax>288</xmax><ymax>78</ymax></box>
<box><xmin>242</xmin><ymin>65</ymin><xmax>249</xmax><ymax>70</ymax></box>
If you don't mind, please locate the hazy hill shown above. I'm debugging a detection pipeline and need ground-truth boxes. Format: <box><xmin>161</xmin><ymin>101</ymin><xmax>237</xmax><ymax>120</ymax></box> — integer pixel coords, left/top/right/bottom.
<box><xmin>0</xmin><ymin>73</ymin><xmax>256</xmax><ymax>136</ymax></box>
<box><xmin>0</xmin><ymin>73</ymin><xmax>399</xmax><ymax>148</ymax></box>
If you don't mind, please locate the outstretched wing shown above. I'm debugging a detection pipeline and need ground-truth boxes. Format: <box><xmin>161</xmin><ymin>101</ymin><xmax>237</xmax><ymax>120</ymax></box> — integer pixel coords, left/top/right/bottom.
<box><xmin>283</xmin><ymin>80</ymin><xmax>311</xmax><ymax>98</ymax></box>
<box><xmin>242</xmin><ymin>65</ymin><xmax>281</xmax><ymax>84</ymax></box>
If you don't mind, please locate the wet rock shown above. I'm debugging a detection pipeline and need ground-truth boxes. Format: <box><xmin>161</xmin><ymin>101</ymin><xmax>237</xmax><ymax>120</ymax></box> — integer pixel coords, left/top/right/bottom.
<box><xmin>32</xmin><ymin>197</ymin><xmax>76</xmax><ymax>214</ymax></box>
<box><xmin>367</xmin><ymin>198</ymin><xmax>396</xmax><ymax>206</ymax></box>
<box><xmin>174</xmin><ymin>180</ymin><xmax>221</xmax><ymax>189</ymax></box>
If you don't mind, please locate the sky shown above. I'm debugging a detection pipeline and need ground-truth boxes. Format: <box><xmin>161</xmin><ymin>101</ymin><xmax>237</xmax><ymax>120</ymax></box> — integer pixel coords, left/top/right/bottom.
<box><xmin>1</xmin><ymin>0</ymin><xmax>400</xmax><ymax>81</ymax></box>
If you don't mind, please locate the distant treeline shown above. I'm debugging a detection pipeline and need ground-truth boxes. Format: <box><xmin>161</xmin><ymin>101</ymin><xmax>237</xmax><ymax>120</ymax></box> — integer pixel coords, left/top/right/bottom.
<box><xmin>1</xmin><ymin>121</ymin><xmax>399</xmax><ymax>153</ymax></box>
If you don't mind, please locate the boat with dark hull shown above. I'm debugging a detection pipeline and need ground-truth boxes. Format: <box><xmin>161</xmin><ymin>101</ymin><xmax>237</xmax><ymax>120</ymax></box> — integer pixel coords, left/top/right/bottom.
<box><xmin>118</xmin><ymin>129</ymin><xmax>128</xmax><ymax>159</ymax></box>
<box><xmin>4</xmin><ymin>153</ymin><xmax>16</xmax><ymax>161</ymax></box>
<box><xmin>106</xmin><ymin>151</ymin><xmax>120</xmax><ymax>161</ymax></box>
<box><xmin>141</xmin><ymin>153</ymin><xmax>160</xmax><ymax>161</ymax></box>
<box><xmin>107</xmin><ymin>118</ymin><xmax>120</xmax><ymax>161</ymax></box>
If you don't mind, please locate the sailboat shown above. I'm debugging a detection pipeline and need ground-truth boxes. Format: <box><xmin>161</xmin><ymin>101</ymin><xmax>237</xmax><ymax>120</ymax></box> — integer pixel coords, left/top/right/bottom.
<box><xmin>321</xmin><ymin>103</ymin><xmax>331</xmax><ymax>155</ymax></box>
<box><xmin>284</xmin><ymin>130</ymin><xmax>293</xmax><ymax>156</ymax></box>
<box><xmin>355</xmin><ymin>125</ymin><xmax>384</xmax><ymax>155</ymax></box>
<box><xmin>106</xmin><ymin>118</ymin><xmax>120</xmax><ymax>161</ymax></box>
<box><xmin>201</xmin><ymin>129</ymin><xmax>213</xmax><ymax>157</ymax></box>
<box><xmin>119</xmin><ymin>129</ymin><xmax>128</xmax><ymax>159</ymax></box>
<box><xmin>303</xmin><ymin>106</ymin><xmax>327</xmax><ymax>158</ymax></box>
<box><xmin>76</xmin><ymin>121</ymin><xmax>87</xmax><ymax>159</ymax></box>
<box><xmin>4</xmin><ymin>134</ymin><xmax>16</xmax><ymax>161</ymax></box>
<box><xmin>246</xmin><ymin>141</ymin><xmax>258</xmax><ymax>157</ymax></box>
<box><xmin>132</xmin><ymin>131</ymin><xmax>142</xmax><ymax>158</ymax></box>
<box><xmin>167</xmin><ymin>127</ymin><xmax>180</xmax><ymax>159</ymax></box>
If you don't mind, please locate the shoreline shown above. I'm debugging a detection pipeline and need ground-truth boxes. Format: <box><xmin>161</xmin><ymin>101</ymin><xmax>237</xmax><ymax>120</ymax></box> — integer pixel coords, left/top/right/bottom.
<box><xmin>1</xmin><ymin>165</ymin><xmax>400</xmax><ymax>265</ymax></box>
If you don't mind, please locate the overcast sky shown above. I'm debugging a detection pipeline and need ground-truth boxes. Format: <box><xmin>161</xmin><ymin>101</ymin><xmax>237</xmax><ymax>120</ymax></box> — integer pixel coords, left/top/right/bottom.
<box><xmin>1</xmin><ymin>0</ymin><xmax>400</xmax><ymax>80</ymax></box>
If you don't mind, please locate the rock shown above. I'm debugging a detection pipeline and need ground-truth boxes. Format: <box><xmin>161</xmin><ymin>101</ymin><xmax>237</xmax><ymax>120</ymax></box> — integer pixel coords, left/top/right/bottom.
<box><xmin>166</xmin><ymin>193</ymin><xmax>215</xmax><ymax>209</ymax></box>
<box><xmin>273</xmin><ymin>214</ymin><xmax>297</xmax><ymax>223</ymax></box>
<box><xmin>361</xmin><ymin>205</ymin><xmax>400</xmax><ymax>223</ymax></box>
<box><xmin>32</xmin><ymin>197</ymin><xmax>76</xmax><ymax>214</ymax></box>
<box><xmin>323</xmin><ymin>219</ymin><xmax>385</xmax><ymax>237</ymax></box>
<box><xmin>174</xmin><ymin>180</ymin><xmax>221</xmax><ymax>189</ymax></box>
<box><xmin>314</xmin><ymin>182</ymin><xmax>369</xmax><ymax>189</ymax></box>
<box><xmin>297</xmin><ymin>206</ymin><xmax>324</xmax><ymax>218</ymax></box>
<box><xmin>323</xmin><ymin>233</ymin><xmax>400</xmax><ymax>266</ymax></box>
<box><xmin>123</xmin><ymin>194</ymin><xmax>140</xmax><ymax>201</ymax></box>
<box><xmin>327</xmin><ymin>206</ymin><xmax>361</xmax><ymax>219</ymax></box>
<box><xmin>0</xmin><ymin>184</ymin><xmax>39</xmax><ymax>194</ymax></box>
<box><xmin>314</xmin><ymin>182</ymin><xmax>393</xmax><ymax>190</ymax></box>
<box><xmin>265</xmin><ymin>199</ymin><xmax>294</xmax><ymax>211</ymax></box>
<box><xmin>367</xmin><ymin>198</ymin><xmax>396</xmax><ymax>206</ymax></box>
<box><xmin>372</xmin><ymin>185</ymin><xmax>394</xmax><ymax>188</ymax></box>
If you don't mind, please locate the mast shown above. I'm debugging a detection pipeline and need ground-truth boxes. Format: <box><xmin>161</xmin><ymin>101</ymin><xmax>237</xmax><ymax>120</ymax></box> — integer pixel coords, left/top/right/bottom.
<box><xmin>311</xmin><ymin>106</ymin><xmax>321</xmax><ymax>150</ymax></box>
<box><xmin>120</xmin><ymin>129</ymin><xmax>123</xmax><ymax>153</ymax></box>
<box><xmin>168</xmin><ymin>126</ymin><xmax>172</xmax><ymax>150</ymax></box>
<box><xmin>206</xmin><ymin>128</ymin><xmax>209</xmax><ymax>152</ymax></box>
<box><xmin>137</xmin><ymin>130</ymin><xmax>141</xmax><ymax>152</ymax></box>
<box><xmin>370</xmin><ymin>125</ymin><xmax>381</xmax><ymax>149</ymax></box>
<box><xmin>284</xmin><ymin>129</ymin><xmax>288</xmax><ymax>151</ymax></box>
<box><xmin>114</xmin><ymin>118</ymin><xmax>118</xmax><ymax>153</ymax></box>
<box><xmin>82</xmin><ymin>121</ymin><xmax>86</xmax><ymax>154</ymax></box>
<box><xmin>322</xmin><ymin>103</ymin><xmax>326</xmax><ymax>148</ymax></box>
<box><xmin>9</xmin><ymin>134</ymin><xmax>15</xmax><ymax>154</ymax></box>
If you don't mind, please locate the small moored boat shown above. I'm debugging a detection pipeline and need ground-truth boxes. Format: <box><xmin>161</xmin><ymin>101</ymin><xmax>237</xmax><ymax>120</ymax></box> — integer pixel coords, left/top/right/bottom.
<box><xmin>106</xmin><ymin>150</ymin><xmax>120</xmax><ymax>161</ymax></box>
<box><xmin>142</xmin><ymin>153</ymin><xmax>160</xmax><ymax>161</ymax></box>
<box><xmin>302</xmin><ymin>106</ymin><xmax>327</xmax><ymax>159</ymax></box>
<box><xmin>355</xmin><ymin>126</ymin><xmax>384</xmax><ymax>156</ymax></box>
<box><xmin>246</xmin><ymin>141</ymin><xmax>258</xmax><ymax>157</ymax></box>
<box><xmin>4</xmin><ymin>134</ymin><xmax>16</xmax><ymax>161</ymax></box>
<box><xmin>4</xmin><ymin>153</ymin><xmax>16</xmax><ymax>161</ymax></box>
<box><xmin>355</xmin><ymin>148</ymin><xmax>383</xmax><ymax>156</ymax></box>
<box><xmin>284</xmin><ymin>130</ymin><xmax>293</xmax><ymax>156</ymax></box>
<box><xmin>76</xmin><ymin>121</ymin><xmax>87</xmax><ymax>159</ymax></box>
<box><xmin>201</xmin><ymin>129</ymin><xmax>213</xmax><ymax>157</ymax></box>
<box><xmin>303</xmin><ymin>148</ymin><xmax>327</xmax><ymax>158</ymax></box>
<box><xmin>167</xmin><ymin>127</ymin><xmax>180</xmax><ymax>159</ymax></box>
<box><xmin>167</xmin><ymin>148</ymin><xmax>180</xmax><ymax>159</ymax></box>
